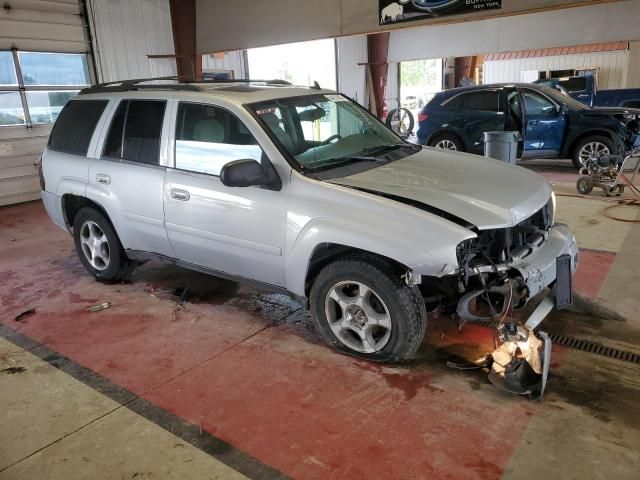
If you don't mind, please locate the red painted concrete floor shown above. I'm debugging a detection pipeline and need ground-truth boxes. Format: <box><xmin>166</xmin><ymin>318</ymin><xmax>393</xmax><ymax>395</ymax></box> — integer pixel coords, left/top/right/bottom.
<box><xmin>0</xmin><ymin>201</ymin><xmax>636</xmax><ymax>479</ymax></box>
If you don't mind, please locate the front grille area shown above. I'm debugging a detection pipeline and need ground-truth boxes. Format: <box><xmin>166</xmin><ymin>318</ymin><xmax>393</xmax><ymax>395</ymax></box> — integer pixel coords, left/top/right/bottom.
<box><xmin>458</xmin><ymin>199</ymin><xmax>553</xmax><ymax>266</ymax></box>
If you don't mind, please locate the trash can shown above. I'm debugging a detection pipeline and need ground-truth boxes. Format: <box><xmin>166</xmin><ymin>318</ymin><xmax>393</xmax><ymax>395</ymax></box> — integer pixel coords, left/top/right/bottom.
<box><xmin>483</xmin><ymin>131</ymin><xmax>519</xmax><ymax>164</ymax></box>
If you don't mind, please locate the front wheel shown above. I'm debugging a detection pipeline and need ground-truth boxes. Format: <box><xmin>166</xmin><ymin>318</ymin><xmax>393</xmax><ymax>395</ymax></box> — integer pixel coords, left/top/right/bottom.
<box><xmin>310</xmin><ymin>256</ymin><xmax>427</xmax><ymax>362</ymax></box>
<box><xmin>572</xmin><ymin>135</ymin><xmax>615</xmax><ymax>170</ymax></box>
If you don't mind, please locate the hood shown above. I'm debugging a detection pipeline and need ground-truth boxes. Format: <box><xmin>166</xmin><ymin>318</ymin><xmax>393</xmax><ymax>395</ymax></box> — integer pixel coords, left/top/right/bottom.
<box><xmin>329</xmin><ymin>148</ymin><xmax>552</xmax><ymax>230</ymax></box>
<box><xmin>586</xmin><ymin>106</ymin><xmax>640</xmax><ymax>117</ymax></box>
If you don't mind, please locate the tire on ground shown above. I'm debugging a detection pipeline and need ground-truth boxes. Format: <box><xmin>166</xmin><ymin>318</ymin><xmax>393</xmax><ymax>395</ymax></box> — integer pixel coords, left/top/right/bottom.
<box><xmin>428</xmin><ymin>132</ymin><xmax>465</xmax><ymax>152</ymax></box>
<box><xmin>571</xmin><ymin>134</ymin><xmax>615</xmax><ymax>170</ymax></box>
<box><xmin>73</xmin><ymin>207</ymin><xmax>135</xmax><ymax>281</ymax></box>
<box><xmin>309</xmin><ymin>255</ymin><xmax>427</xmax><ymax>362</ymax></box>
<box><xmin>576</xmin><ymin>175</ymin><xmax>594</xmax><ymax>195</ymax></box>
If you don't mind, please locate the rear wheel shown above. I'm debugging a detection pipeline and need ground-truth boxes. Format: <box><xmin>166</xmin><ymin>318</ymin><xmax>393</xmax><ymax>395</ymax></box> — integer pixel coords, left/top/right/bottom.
<box><xmin>73</xmin><ymin>207</ymin><xmax>135</xmax><ymax>281</ymax></box>
<box><xmin>429</xmin><ymin>133</ymin><xmax>464</xmax><ymax>152</ymax></box>
<box><xmin>572</xmin><ymin>135</ymin><xmax>614</xmax><ymax>170</ymax></box>
<box><xmin>310</xmin><ymin>255</ymin><xmax>427</xmax><ymax>362</ymax></box>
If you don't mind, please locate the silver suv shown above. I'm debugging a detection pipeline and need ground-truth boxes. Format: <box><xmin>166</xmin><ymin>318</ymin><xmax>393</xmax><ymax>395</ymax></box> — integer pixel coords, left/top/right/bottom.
<box><xmin>40</xmin><ymin>78</ymin><xmax>578</xmax><ymax>361</ymax></box>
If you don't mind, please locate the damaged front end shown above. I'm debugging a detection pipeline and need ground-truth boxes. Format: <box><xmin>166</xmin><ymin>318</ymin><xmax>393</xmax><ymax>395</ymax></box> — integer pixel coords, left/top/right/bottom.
<box><xmin>433</xmin><ymin>196</ymin><xmax>578</xmax><ymax>399</ymax></box>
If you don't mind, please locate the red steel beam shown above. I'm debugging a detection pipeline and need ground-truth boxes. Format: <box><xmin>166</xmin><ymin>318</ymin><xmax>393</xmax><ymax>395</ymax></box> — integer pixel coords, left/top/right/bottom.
<box><xmin>367</xmin><ymin>32</ymin><xmax>390</xmax><ymax>119</ymax></box>
<box><xmin>168</xmin><ymin>0</ymin><xmax>202</xmax><ymax>81</ymax></box>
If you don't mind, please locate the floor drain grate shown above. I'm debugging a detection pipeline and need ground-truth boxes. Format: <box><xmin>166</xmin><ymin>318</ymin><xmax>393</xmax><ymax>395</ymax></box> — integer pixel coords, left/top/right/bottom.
<box><xmin>461</xmin><ymin>321</ymin><xmax>640</xmax><ymax>364</ymax></box>
<box><xmin>547</xmin><ymin>333</ymin><xmax>640</xmax><ymax>364</ymax></box>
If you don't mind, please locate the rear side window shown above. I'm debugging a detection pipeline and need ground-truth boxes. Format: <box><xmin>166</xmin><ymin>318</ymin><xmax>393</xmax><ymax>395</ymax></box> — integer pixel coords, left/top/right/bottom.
<box><xmin>446</xmin><ymin>91</ymin><xmax>501</xmax><ymax>113</ymax></box>
<box><xmin>103</xmin><ymin>100</ymin><xmax>166</xmax><ymax>165</ymax></box>
<box><xmin>559</xmin><ymin>77</ymin><xmax>587</xmax><ymax>92</ymax></box>
<box><xmin>48</xmin><ymin>100</ymin><xmax>108</xmax><ymax>155</ymax></box>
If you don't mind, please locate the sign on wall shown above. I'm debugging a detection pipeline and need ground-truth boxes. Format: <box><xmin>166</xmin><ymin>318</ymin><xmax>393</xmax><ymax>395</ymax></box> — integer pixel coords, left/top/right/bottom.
<box><xmin>380</xmin><ymin>0</ymin><xmax>502</xmax><ymax>25</ymax></box>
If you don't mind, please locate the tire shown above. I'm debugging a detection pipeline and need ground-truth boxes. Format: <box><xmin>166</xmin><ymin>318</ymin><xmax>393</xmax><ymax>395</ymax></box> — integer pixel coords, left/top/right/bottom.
<box><xmin>576</xmin><ymin>175</ymin><xmax>594</xmax><ymax>195</ymax></box>
<box><xmin>386</xmin><ymin>108</ymin><xmax>415</xmax><ymax>138</ymax></box>
<box><xmin>309</xmin><ymin>255</ymin><xmax>427</xmax><ymax>362</ymax></box>
<box><xmin>428</xmin><ymin>132</ymin><xmax>465</xmax><ymax>152</ymax></box>
<box><xmin>571</xmin><ymin>134</ymin><xmax>615</xmax><ymax>170</ymax></box>
<box><xmin>73</xmin><ymin>207</ymin><xmax>135</xmax><ymax>282</ymax></box>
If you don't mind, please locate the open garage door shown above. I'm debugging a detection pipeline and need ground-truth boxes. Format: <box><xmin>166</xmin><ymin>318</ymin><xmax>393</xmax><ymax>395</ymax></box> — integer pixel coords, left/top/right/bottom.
<box><xmin>0</xmin><ymin>0</ymin><xmax>93</xmax><ymax>206</ymax></box>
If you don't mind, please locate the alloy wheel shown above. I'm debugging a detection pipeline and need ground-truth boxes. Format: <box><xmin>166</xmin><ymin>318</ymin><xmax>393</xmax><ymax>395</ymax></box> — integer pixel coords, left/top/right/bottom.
<box><xmin>79</xmin><ymin>220</ymin><xmax>110</xmax><ymax>270</ymax></box>
<box><xmin>324</xmin><ymin>281</ymin><xmax>392</xmax><ymax>353</ymax></box>
<box><xmin>434</xmin><ymin>139</ymin><xmax>457</xmax><ymax>151</ymax></box>
<box><xmin>578</xmin><ymin>141</ymin><xmax>610</xmax><ymax>165</ymax></box>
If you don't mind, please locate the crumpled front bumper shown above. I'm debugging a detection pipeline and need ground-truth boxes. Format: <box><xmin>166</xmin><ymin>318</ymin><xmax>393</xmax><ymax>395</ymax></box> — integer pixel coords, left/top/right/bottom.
<box><xmin>511</xmin><ymin>223</ymin><xmax>579</xmax><ymax>301</ymax></box>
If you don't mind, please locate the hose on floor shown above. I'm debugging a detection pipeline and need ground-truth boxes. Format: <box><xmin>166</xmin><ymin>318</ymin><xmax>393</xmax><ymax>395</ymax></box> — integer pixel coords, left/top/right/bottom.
<box><xmin>556</xmin><ymin>174</ymin><xmax>640</xmax><ymax>224</ymax></box>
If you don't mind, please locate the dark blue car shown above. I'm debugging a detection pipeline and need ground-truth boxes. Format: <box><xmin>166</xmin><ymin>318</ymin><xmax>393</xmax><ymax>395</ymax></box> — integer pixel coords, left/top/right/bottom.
<box><xmin>416</xmin><ymin>83</ymin><xmax>640</xmax><ymax>169</ymax></box>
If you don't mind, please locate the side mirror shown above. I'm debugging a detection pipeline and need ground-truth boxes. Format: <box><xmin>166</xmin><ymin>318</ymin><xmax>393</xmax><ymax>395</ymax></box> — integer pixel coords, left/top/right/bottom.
<box><xmin>220</xmin><ymin>159</ymin><xmax>268</xmax><ymax>188</ymax></box>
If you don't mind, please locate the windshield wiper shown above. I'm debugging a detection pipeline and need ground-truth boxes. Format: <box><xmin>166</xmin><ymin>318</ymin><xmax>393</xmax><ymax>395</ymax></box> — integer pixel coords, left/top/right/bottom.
<box><xmin>311</xmin><ymin>156</ymin><xmax>386</xmax><ymax>172</ymax></box>
<box><xmin>359</xmin><ymin>143</ymin><xmax>421</xmax><ymax>156</ymax></box>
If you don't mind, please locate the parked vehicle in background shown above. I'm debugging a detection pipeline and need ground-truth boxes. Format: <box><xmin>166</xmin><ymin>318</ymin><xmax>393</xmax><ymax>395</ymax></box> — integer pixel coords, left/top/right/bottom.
<box><xmin>536</xmin><ymin>75</ymin><xmax>640</xmax><ymax>109</ymax></box>
<box><xmin>40</xmin><ymin>78</ymin><xmax>577</xmax><ymax>362</ymax></box>
<box><xmin>416</xmin><ymin>83</ymin><xmax>640</xmax><ymax>169</ymax></box>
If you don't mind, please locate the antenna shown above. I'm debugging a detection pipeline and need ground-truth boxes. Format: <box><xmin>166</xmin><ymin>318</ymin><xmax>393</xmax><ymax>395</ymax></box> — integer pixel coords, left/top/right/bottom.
<box><xmin>312</xmin><ymin>81</ymin><xmax>321</xmax><ymax>90</ymax></box>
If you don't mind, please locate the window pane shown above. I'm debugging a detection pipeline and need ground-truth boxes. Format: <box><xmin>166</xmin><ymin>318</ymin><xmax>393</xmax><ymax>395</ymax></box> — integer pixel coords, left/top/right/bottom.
<box><xmin>0</xmin><ymin>51</ymin><xmax>17</xmax><ymax>85</ymax></box>
<box><xmin>175</xmin><ymin>103</ymin><xmax>262</xmax><ymax>176</ymax></box>
<box><xmin>48</xmin><ymin>100</ymin><xmax>108</xmax><ymax>155</ymax></box>
<box><xmin>0</xmin><ymin>91</ymin><xmax>25</xmax><ymax>125</ymax></box>
<box><xmin>27</xmin><ymin>90</ymin><xmax>77</xmax><ymax>124</ymax></box>
<box><xmin>523</xmin><ymin>92</ymin><xmax>555</xmax><ymax>115</ymax></box>
<box><xmin>19</xmin><ymin>52</ymin><xmax>89</xmax><ymax>86</ymax></box>
<box><xmin>104</xmin><ymin>100</ymin><xmax>166</xmax><ymax>164</ymax></box>
<box><xmin>462</xmin><ymin>91</ymin><xmax>501</xmax><ymax>112</ymax></box>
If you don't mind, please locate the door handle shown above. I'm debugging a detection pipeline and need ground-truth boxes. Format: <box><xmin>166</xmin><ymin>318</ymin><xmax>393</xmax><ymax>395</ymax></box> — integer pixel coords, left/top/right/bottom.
<box><xmin>96</xmin><ymin>173</ymin><xmax>111</xmax><ymax>184</ymax></box>
<box><xmin>529</xmin><ymin>120</ymin><xmax>539</xmax><ymax>126</ymax></box>
<box><xmin>170</xmin><ymin>188</ymin><xmax>190</xmax><ymax>201</ymax></box>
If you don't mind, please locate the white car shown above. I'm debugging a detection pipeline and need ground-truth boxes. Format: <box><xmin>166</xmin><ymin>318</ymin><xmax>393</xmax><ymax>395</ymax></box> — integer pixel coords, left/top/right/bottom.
<box><xmin>40</xmin><ymin>78</ymin><xmax>578</xmax><ymax>361</ymax></box>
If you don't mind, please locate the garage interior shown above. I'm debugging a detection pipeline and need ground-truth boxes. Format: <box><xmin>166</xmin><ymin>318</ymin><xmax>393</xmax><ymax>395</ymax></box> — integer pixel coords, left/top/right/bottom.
<box><xmin>1</xmin><ymin>0</ymin><xmax>640</xmax><ymax>479</ymax></box>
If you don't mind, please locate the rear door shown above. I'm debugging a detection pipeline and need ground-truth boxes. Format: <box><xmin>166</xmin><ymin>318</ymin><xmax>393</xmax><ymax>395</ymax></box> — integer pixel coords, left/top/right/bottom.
<box><xmin>163</xmin><ymin>101</ymin><xmax>287</xmax><ymax>286</ymax></box>
<box><xmin>447</xmin><ymin>90</ymin><xmax>504</xmax><ymax>153</ymax></box>
<box><xmin>86</xmin><ymin>98</ymin><xmax>174</xmax><ymax>257</ymax></box>
<box><xmin>520</xmin><ymin>89</ymin><xmax>566</xmax><ymax>155</ymax></box>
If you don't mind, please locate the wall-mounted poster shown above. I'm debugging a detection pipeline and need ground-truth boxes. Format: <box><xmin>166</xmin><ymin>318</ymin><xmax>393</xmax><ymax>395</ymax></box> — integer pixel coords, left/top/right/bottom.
<box><xmin>380</xmin><ymin>0</ymin><xmax>502</xmax><ymax>25</ymax></box>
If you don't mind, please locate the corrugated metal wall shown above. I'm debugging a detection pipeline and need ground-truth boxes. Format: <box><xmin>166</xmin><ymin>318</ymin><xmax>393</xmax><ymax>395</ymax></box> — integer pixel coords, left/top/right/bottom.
<box><xmin>0</xmin><ymin>0</ymin><xmax>88</xmax><ymax>206</ymax></box>
<box><xmin>484</xmin><ymin>50</ymin><xmax>630</xmax><ymax>89</ymax></box>
<box><xmin>336</xmin><ymin>36</ymin><xmax>367</xmax><ymax>107</ymax></box>
<box><xmin>202</xmin><ymin>51</ymin><xmax>247</xmax><ymax>79</ymax></box>
<box><xmin>86</xmin><ymin>0</ymin><xmax>176</xmax><ymax>82</ymax></box>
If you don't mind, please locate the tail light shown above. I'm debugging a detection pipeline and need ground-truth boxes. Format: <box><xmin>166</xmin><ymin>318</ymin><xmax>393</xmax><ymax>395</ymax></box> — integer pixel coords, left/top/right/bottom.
<box><xmin>418</xmin><ymin>113</ymin><xmax>429</xmax><ymax>122</ymax></box>
<box><xmin>36</xmin><ymin>155</ymin><xmax>45</xmax><ymax>190</ymax></box>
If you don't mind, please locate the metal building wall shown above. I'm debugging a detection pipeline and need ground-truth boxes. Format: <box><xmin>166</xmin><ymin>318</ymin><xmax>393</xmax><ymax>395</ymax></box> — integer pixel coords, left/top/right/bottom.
<box><xmin>484</xmin><ymin>50</ymin><xmax>630</xmax><ymax>89</ymax></box>
<box><xmin>86</xmin><ymin>0</ymin><xmax>176</xmax><ymax>83</ymax></box>
<box><xmin>336</xmin><ymin>36</ymin><xmax>367</xmax><ymax>107</ymax></box>
<box><xmin>0</xmin><ymin>0</ymin><xmax>89</xmax><ymax>206</ymax></box>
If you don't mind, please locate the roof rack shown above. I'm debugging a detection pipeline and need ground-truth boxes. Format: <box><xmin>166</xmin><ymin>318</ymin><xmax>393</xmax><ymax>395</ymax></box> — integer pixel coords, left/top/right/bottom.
<box><xmin>79</xmin><ymin>76</ymin><xmax>293</xmax><ymax>95</ymax></box>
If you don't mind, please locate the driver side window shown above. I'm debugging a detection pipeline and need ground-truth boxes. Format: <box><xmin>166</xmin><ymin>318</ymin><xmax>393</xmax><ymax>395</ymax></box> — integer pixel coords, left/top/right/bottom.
<box><xmin>522</xmin><ymin>91</ymin><xmax>556</xmax><ymax>116</ymax></box>
<box><xmin>174</xmin><ymin>102</ymin><xmax>262</xmax><ymax>176</ymax></box>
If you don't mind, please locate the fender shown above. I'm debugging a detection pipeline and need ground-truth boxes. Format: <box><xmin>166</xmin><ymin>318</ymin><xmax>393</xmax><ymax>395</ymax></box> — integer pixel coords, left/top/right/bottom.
<box><xmin>561</xmin><ymin>127</ymin><xmax>622</xmax><ymax>158</ymax></box>
<box><xmin>284</xmin><ymin>211</ymin><xmax>474</xmax><ymax>297</ymax></box>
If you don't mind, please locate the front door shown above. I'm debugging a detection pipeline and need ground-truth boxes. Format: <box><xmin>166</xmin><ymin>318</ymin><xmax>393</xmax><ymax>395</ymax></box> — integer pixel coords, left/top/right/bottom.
<box><xmin>520</xmin><ymin>89</ymin><xmax>566</xmax><ymax>155</ymax></box>
<box><xmin>163</xmin><ymin>102</ymin><xmax>287</xmax><ymax>286</ymax></box>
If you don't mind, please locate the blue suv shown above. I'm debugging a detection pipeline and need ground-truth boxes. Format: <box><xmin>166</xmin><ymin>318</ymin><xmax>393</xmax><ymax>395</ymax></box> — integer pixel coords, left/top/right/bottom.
<box><xmin>416</xmin><ymin>83</ymin><xmax>640</xmax><ymax>169</ymax></box>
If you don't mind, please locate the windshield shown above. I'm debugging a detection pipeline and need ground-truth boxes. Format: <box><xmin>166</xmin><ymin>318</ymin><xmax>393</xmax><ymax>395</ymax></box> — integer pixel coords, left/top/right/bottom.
<box><xmin>537</xmin><ymin>85</ymin><xmax>589</xmax><ymax>110</ymax></box>
<box><xmin>249</xmin><ymin>94</ymin><xmax>415</xmax><ymax>174</ymax></box>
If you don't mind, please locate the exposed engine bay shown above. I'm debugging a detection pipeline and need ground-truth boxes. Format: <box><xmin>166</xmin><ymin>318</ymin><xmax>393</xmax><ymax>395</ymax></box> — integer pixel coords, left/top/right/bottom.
<box><xmin>419</xmin><ymin>196</ymin><xmax>576</xmax><ymax>399</ymax></box>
